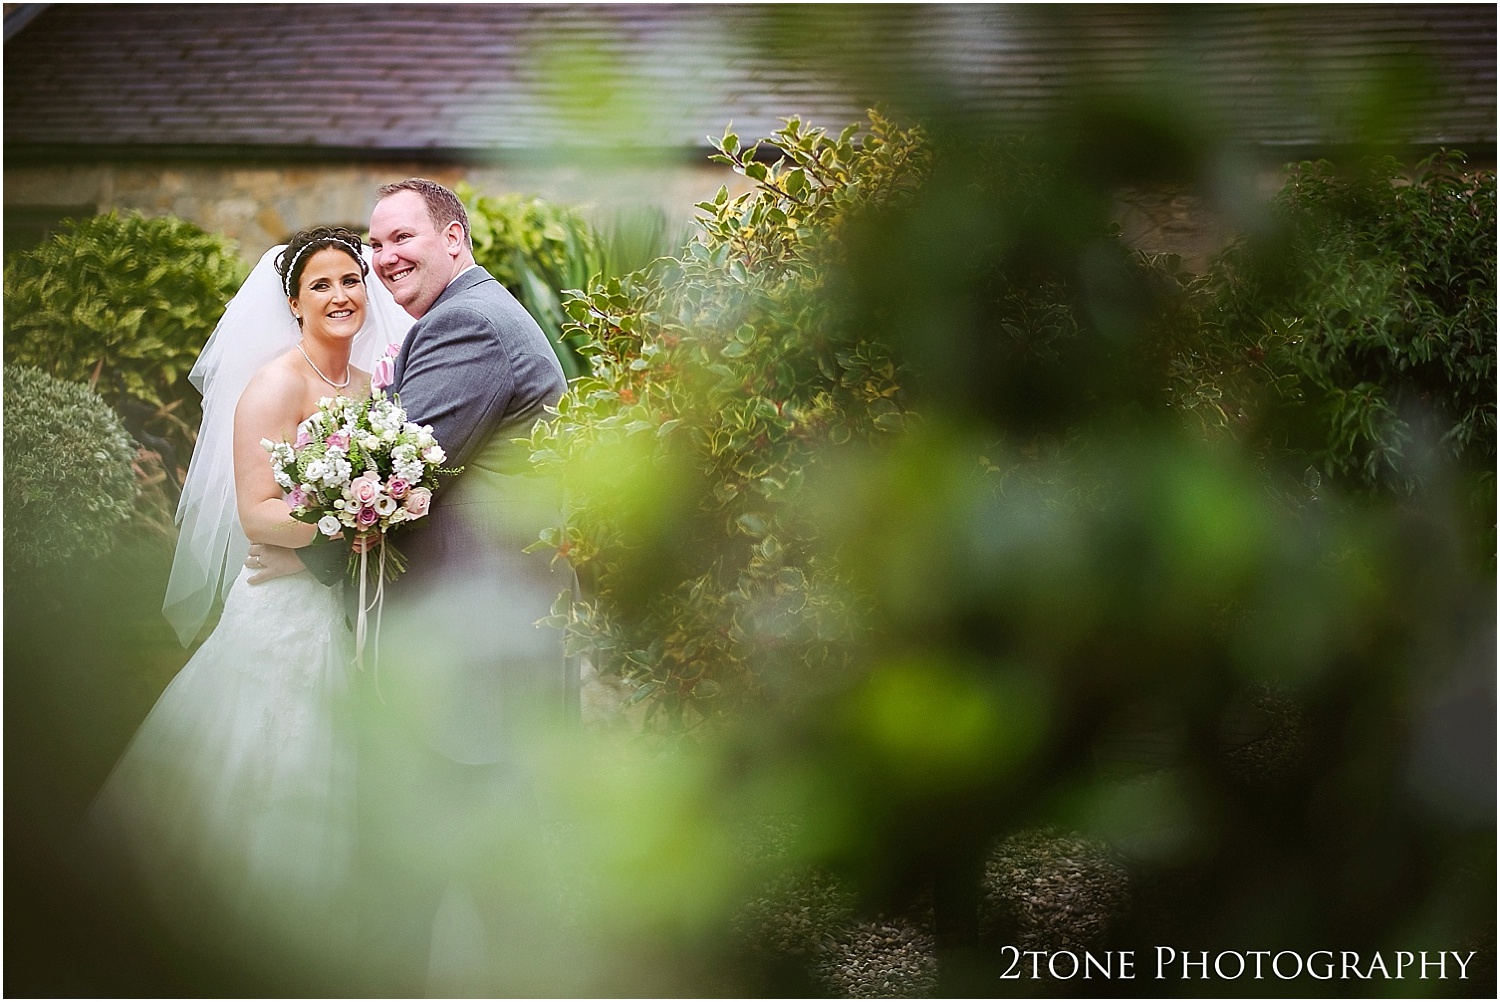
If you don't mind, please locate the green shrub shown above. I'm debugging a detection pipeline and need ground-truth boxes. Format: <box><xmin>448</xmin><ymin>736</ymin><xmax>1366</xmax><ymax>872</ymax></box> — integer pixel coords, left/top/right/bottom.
<box><xmin>463</xmin><ymin>189</ymin><xmax>600</xmax><ymax>380</ymax></box>
<box><xmin>3</xmin><ymin>211</ymin><xmax>248</xmax><ymax>476</ymax></box>
<box><xmin>1177</xmin><ymin>152</ymin><xmax>1496</xmax><ymax>501</ymax></box>
<box><xmin>463</xmin><ymin>189</ymin><xmax>681</xmax><ymax>380</ymax></box>
<box><xmin>4</xmin><ymin>365</ymin><xmax>141</xmax><ymax>567</ymax></box>
<box><xmin>529</xmin><ymin>112</ymin><xmax>930</xmax><ymax>727</ymax></box>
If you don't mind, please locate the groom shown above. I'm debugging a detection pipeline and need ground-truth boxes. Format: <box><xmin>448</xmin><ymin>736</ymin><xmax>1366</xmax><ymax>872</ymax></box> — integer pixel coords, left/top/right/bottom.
<box><xmin>250</xmin><ymin>178</ymin><xmax>576</xmax><ymax>991</ymax></box>
<box><xmin>359</xmin><ymin>177</ymin><xmax>576</xmax><ymax>755</ymax></box>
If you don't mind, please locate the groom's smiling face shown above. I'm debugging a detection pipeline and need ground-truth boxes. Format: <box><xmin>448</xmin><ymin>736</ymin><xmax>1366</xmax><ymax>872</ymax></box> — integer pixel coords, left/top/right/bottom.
<box><xmin>369</xmin><ymin>190</ymin><xmax>459</xmax><ymax>319</ymax></box>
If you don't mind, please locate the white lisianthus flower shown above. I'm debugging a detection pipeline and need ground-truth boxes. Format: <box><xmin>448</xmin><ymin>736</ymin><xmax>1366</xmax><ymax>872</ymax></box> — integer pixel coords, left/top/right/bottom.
<box><xmin>261</xmin><ymin>438</ymin><xmax>276</xmax><ymax>453</ymax></box>
<box><xmin>317</xmin><ymin>514</ymin><xmax>342</xmax><ymax>536</ymax></box>
<box><xmin>374</xmin><ymin>495</ymin><xmax>398</xmax><ymax>517</ymax></box>
<box><xmin>304</xmin><ymin>458</ymin><xmax>329</xmax><ymax>483</ymax></box>
<box><xmin>422</xmin><ymin>445</ymin><xmax>446</xmax><ymax>464</ymax></box>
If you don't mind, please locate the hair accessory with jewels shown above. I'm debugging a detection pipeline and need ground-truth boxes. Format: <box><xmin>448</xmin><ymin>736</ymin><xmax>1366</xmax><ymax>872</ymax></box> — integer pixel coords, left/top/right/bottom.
<box><xmin>281</xmin><ymin>238</ymin><xmax>364</xmax><ymax>297</ymax></box>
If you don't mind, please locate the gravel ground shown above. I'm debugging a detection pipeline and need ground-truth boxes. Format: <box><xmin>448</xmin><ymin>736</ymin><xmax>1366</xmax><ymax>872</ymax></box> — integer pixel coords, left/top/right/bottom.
<box><xmin>728</xmin><ymin>822</ymin><xmax>1129</xmax><ymax>998</ymax></box>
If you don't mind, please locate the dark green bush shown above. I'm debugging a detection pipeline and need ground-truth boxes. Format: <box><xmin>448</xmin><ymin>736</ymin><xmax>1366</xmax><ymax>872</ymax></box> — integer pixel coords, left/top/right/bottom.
<box><xmin>1178</xmin><ymin>153</ymin><xmax>1496</xmax><ymax>505</ymax></box>
<box><xmin>4</xmin><ymin>365</ymin><xmax>141</xmax><ymax>567</ymax></box>
<box><xmin>3</xmin><ymin>211</ymin><xmax>248</xmax><ymax>477</ymax></box>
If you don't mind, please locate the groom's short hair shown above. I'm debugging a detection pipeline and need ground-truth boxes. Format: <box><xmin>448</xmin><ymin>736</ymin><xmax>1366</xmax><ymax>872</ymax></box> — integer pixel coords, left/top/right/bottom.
<box><xmin>377</xmin><ymin>178</ymin><xmax>471</xmax><ymax>248</ymax></box>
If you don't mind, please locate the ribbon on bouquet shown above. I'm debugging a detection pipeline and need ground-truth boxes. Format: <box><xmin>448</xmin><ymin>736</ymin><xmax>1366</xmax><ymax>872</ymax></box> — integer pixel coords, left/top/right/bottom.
<box><xmin>354</xmin><ymin>534</ymin><xmax>388</xmax><ymax>700</ymax></box>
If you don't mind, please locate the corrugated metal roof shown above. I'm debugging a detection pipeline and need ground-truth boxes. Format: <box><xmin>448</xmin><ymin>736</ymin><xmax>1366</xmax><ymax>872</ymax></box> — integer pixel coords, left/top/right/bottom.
<box><xmin>4</xmin><ymin>3</ymin><xmax>1493</xmax><ymax>160</ymax></box>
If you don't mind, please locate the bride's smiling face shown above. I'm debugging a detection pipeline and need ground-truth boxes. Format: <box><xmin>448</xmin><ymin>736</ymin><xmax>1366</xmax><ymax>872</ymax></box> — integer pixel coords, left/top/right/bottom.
<box><xmin>290</xmin><ymin>247</ymin><xmax>367</xmax><ymax>341</ymax></box>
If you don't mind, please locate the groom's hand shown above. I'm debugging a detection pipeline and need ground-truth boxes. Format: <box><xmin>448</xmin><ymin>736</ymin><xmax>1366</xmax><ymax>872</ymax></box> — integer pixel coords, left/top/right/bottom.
<box><xmin>247</xmin><ymin>543</ymin><xmax>304</xmax><ymax>584</ymax></box>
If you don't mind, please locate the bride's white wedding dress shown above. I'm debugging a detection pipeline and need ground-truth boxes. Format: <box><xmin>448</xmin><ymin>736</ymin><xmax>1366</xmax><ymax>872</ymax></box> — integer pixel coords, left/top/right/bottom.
<box><xmin>89</xmin><ymin>566</ymin><xmax>357</xmax><ymax>951</ymax></box>
<box><xmin>83</xmin><ymin>244</ymin><xmax>411</xmax><ymax>973</ymax></box>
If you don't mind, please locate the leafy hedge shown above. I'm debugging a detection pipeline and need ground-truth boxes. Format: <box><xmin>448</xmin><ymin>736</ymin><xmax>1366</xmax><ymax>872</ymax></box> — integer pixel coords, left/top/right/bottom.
<box><xmin>529</xmin><ymin>113</ymin><xmax>930</xmax><ymax>727</ymax></box>
<box><xmin>1176</xmin><ymin>152</ymin><xmax>1496</xmax><ymax>499</ymax></box>
<box><xmin>4</xmin><ymin>365</ymin><xmax>141</xmax><ymax>567</ymax></box>
<box><xmin>3</xmin><ymin>211</ymin><xmax>248</xmax><ymax>478</ymax></box>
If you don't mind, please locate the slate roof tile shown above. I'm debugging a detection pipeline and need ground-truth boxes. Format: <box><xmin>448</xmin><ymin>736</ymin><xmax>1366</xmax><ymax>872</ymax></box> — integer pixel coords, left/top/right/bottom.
<box><xmin>4</xmin><ymin>3</ymin><xmax>1493</xmax><ymax>159</ymax></box>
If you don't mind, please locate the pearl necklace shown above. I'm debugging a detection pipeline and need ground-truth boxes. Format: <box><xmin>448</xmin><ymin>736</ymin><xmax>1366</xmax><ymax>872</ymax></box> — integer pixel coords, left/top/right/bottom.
<box><xmin>297</xmin><ymin>341</ymin><xmax>351</xmax><ymax>390</ymax></box>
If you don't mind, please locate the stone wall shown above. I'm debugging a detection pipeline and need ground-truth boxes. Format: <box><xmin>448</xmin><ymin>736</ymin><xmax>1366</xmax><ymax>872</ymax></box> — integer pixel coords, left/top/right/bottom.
<box><xmin>2</xmin><ymin>157</ymin><xmax>753</xmax><ymax>260</ymax></box>
<box><xmin>6</xmin><ymin>157</ymin><xmax>1313</xmax><ymax>272</ymax></box>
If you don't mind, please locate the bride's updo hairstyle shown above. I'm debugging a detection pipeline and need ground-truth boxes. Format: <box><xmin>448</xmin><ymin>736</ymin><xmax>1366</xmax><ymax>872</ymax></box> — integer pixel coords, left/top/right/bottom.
<box><xmin>275</xmin><ymin>225</ymin><xmax>368</xmax><ymax>306</ymax></box>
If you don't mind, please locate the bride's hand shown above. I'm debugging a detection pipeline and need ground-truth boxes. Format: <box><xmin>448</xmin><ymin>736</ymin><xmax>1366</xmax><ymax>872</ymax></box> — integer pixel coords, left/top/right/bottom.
<box><xmin>246</xmin><ymin>542</ymin><xmax>304</xmax><ymax>584</ymax></box>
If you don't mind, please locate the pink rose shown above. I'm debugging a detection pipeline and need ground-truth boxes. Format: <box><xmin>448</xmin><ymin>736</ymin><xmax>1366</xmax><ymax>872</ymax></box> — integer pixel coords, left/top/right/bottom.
<box><xmin>326</xmin><ymin>431</ymin><xmax>350</xmax><ymax>450</ymax></box>
<box><xmin>386</xmin><ymin>476</ymin><xmax>410</xmax><ymax>500</ymax></box>
<box><xmin>349</xmin><ymin>473</ymin><xmax>381</xmax><ymax>506</ymax></box>
<box><xmin>404</xmin><ymin>487</ymin><xmax>432</xmax><ymax>519</ymax></box>
<box><xmin>294</xmin><ymin>430</ymin><xmax>314</xmax><ymax>449</ymax></box>
<box><xmin>371</xmin><ymin>343</ymin><xmax>402</xmax><ymax>392</ymax></box>
<box><xmin>287</xmin><ymin>485</ymin><xmax>309</xmax><ymax>509</ymax></box>
<box><xmin>372</xmin><ymin>357</ymin><xmax>396</xmax><ymax>392</ymax></box>
<box><xmin>357</xmin><ymin>505</ymin><xmax>380</xmax><ymax>527</ymax></box>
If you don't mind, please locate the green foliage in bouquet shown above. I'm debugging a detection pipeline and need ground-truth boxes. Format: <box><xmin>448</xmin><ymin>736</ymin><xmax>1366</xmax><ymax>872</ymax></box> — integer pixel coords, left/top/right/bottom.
<box><xmin>3</xmin><ymin>365</ymin><xmax>141</xmax><ymax>567</ymax></box>
<box><xmin>3</xmin><ymin>211</ymin><xmax>248</xmax><ymax>478</ymax></box>
<box><xmin>1174</xmin><ymin>153</ymin><xmax>1496</xmax><ymax>505</ymax></box>
<box><xmin>528</xmin><ymin>112</ymin><xmax>932</xmax><ymax>728</ymax></box>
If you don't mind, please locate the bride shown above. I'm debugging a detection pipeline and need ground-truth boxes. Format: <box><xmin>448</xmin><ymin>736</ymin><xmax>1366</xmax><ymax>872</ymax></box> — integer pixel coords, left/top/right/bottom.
<box><xmin>87</xmin><ymin>226</ymin><xmax>411</xmax><ymax>976</ymax></box>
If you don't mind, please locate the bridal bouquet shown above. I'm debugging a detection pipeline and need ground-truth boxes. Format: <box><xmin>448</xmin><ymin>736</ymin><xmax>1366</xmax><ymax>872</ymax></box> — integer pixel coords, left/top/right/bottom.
<box><xmin>262</xmin><ymin>392</ymin><xmax>457</xmax><ymax>581</ymax></box>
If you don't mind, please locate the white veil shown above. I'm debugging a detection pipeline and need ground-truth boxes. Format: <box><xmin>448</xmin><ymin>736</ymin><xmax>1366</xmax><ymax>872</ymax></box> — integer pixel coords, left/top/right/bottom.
<box><xmin>162</xmin><ymin>245</ymin><xmax>413</xmax><ymax>646</ymax></box>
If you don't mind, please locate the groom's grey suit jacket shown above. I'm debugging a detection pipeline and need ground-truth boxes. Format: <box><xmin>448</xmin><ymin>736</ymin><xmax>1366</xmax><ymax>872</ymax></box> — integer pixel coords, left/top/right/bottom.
<box><xmin>377</xmin><ymin>266</ymin><xmax>577</xmax><ymax>765</ymax></box>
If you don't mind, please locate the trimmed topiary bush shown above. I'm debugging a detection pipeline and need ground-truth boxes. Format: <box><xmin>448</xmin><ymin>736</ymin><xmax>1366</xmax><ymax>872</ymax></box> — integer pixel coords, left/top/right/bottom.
<box><xmin>3</xmin><ymin>210</ymin><xmax>248</xmax><ymax>482</ymax></box>
<box><xmin>4</xmin><ymin>365</ymin><xmax>141</xmax><ymax>567</ymax></box>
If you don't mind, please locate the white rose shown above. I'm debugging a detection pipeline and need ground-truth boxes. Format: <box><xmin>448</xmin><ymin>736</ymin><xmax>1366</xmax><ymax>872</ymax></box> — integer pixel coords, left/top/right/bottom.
<box><xmin>422</xmin><ymin>445</ymin><xmax>446</xmax><ymax>464</ymax></box>
<box><xmin>317</xmin><ymin>514</ymin><xmax>342</xmax><ymax>536</ymax></box>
